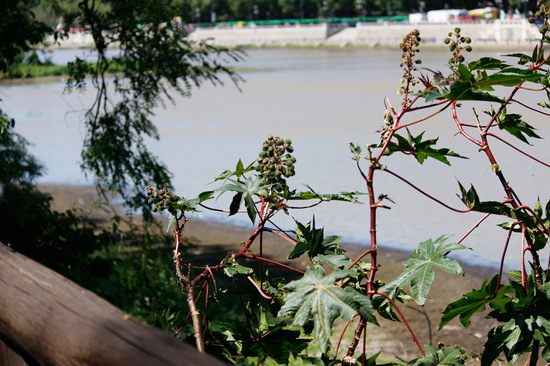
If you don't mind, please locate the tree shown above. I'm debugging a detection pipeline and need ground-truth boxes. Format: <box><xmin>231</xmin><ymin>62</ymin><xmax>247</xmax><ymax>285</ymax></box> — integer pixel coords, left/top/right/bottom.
<box><xmin>59</xmin><ymin>0</ymin><xmax>243</xmax><ymax>217</ymax></box>
<box><xmin>0</xmin><ymin>0</ymin><xmax>51</xmax><ymax>72</ymax></box>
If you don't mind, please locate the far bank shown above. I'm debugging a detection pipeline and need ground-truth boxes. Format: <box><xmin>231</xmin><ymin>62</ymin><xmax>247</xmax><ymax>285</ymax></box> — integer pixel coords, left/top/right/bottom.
<box><xmin>46</xmin><ymin>19</ymin><xmax>540</xmax><ymax>49</ymax></box>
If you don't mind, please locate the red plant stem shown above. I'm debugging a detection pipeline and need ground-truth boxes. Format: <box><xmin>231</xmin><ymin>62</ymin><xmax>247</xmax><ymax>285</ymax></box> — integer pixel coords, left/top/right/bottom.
<box><xmin>486</xmin><ymin>132</ymin><xmax>550</xmax><ymax>168</ymax></box>
<box><xmin>496</xmin><ymin>225</ymin><xmax>515</xmax><ymax>295</ymax></box>
<box><xmin>241</xmin><ymin>253</ymin><xmax>304</xmax><ymax>274</ymax></box>
<box><xmin>373</xmin><ymin>291</ymin><xmax>425</xmax><ymax>357</ymax></box>
<box><xmin>522</xmin><ymin>227</ymin><xmax>528</xmax><ymax>289</ymax></box>
<box><xmin>405</xmin><ymin>99</ymin><xmax>450</xmax><ymax>113</ymax></box>
<box><xmin>286</xmin><ymin>201</ymin><xmax>323</xmax><ymax>209</ymax></box>
<box><xmin>366</xmin><ymin>162</ymin><xmax>378</xmax><ymax>295</ymax></box>
<box><xmin>383</xmin><ymin>168</ymin><xmax>471</xmax><ymax>213</ymax></box>
<box><xmin>335</xmin><ymin>319</ymin><xmax>353</xmax><ymax>358</ymax></box>
<box><xmin>397</xmin><ymin>101</ymin><xmax>451</xmax><ymax>130</ymax></box>
<box><xmin>362</xmin><ymin>324</ymin><xmax>367</xmax><ymax>366</ymax></box>
<box><xmin>477</xmin><ymin>129</ymin><xmax>544</xmax><ymax>286</ymax></box>
<box><xmin>260</xmin><ymin>229</ymin><xmax>264</xmax><ymax>286</ymax></box>
<box><xmin>263</xmin><ymin>227</ymin><xmax>297</xmax><ymax>246</ymax></box>
<box><xmin>348</xmin><ymin>248</ymin><xmax>376</xmax><ymax>270</ymax></box>
<box><xmin>516</xmin><ymin>205</ymin><xmax>550</xmax><ymax>237</ymax></box>
<box><xmin>346</xmin><ymin>318</ymin><xmax>367</xmax><ymax>358</ymax></box>
<box><xmin>483</xmin><ymin>86</ymin><xmax>520</xmax><ymax>132</ymax></box>
<box><xmin>247</xmin><ymin>275</ymin><xmax>272</xmax><ymax>300</ymax></box>
<box><xmin>511</xmin><ymin>98</ymin><xmax>550</xmax><ymax>116</ymax></box>
<box><xmin>517</xmin><ymin>85</ymin><xmax>544</xmax><ymax>92</ymax></box>
<box><xmin>347</xmin><ymin>147</ymin><xmax>381</xmax><ymax>358</ymax></box>
<box><xmin>237</xmin><ymin>220</ymin><xmax>266</xmax><ymax>255</ymax></box>
<box><xmin>452</xmin><ymin>102</ymin><xmax>483</xmax><ymax>147</ymax></box>
<box><xmin>457</xmin><ymin>213</ymin><xmax>491</xmax><ymax>244</ymax></box>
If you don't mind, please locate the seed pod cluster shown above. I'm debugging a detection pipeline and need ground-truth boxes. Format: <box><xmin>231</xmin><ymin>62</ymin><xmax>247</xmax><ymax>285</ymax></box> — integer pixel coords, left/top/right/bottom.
<box><xmin>256</xmin><ymin>135</ymin><xmax>296</xmax><ymax>192</ymax></box>
<box><xmin>445</xmin><ymin>27</ymin><xmax>472</xmax><ymax>67</ymax></box>
<box><xmin>398</xmin><ymin>29</ymin><xmax>422</xmax><ymax>105</ymax></box>
<box><xmin>146</xmin><ymin>186</ymin><xmax>179</xmax><ymax>215</ymax></box>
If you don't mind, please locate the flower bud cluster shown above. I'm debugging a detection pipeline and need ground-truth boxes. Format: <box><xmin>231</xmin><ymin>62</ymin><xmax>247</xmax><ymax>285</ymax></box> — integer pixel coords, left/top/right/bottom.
<box><xmin>256</xmin><ymin>135</ymin><xmax>296</xmax><ymax>192</ymax></box>
<box><xmin>445</xmin><ymin>27</ymin><xmax>472</xmax><ymax>68</ymax></box>
<box><xmin>398</xmin><ymin>29</ymin><xmax>422</xmax><ymax>106</ymax></box>
<box><xmin>146</xmin><ymin>186</ymin><xmax>179</xmax><ymax>214</ymax></box>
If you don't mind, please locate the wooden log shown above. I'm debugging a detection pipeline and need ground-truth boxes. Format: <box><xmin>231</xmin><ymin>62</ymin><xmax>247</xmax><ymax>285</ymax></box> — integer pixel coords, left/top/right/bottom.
<box><xmin>0</xmin><ymin>339</ymin><xmax>26</xmax><ymax>366</ymax></box>
<box><xmin>0</xmin><ymin>243</ymin><xmax>225</xmax><ymax>366</ymax></box>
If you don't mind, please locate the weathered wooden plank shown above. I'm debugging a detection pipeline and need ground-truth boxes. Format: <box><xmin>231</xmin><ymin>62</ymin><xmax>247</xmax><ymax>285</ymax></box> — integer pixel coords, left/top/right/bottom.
<box><xmin>0</xmin><ymin>243</ymin><xmax>225</xmax><ymax>366</ymax></box>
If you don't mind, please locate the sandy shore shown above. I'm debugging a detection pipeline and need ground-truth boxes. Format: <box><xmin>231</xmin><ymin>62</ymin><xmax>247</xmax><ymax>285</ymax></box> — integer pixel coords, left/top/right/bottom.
<box><xmin>39</xmin><ymin>183</ymin><xmax>498</xmax><ymax>363</ymax></box>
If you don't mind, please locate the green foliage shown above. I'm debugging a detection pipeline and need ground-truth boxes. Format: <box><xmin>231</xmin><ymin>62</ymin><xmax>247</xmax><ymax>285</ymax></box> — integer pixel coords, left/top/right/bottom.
<box><xmin>422</xmin><ymin>59</ymin><xmax>543</xmax><ymax>103</ymax></box>
<box><xmin>475</xmin><ymin>275</ymin><xmax>550</xmax><ymax>365</ymax></box>
<box><xmin>216</xmin><ymin>176</ymin><xmax>268</xmax><ymax>223</ymax></box>
<box><xmin>488</xmin><ymin>106</ymin><xmax>541</xmax><ymax>145</ymax></box>
<box><xmin>288</xmin><ymin>218</ymin><xmax>344</xmax><ymax>263</ymax></box>
<box><xmin>0</xmin><ymin>112</ymin><xmax>42</xmax><ymax>185</ymax></box>
<box><xmin>0</xmin><ymin>0</ymin><xmax>51</xmax><ymax>72</ymax></box>
<box><xmin>218</xmin><ymin>305</ymin><xmax>308</xmax><ymax>364</ymax></box>
<box><xmin>0</xmin><ymin>112</ymin><xmax>112</xmax><ymax>280</ymax></box>
<box><xmin>56</xmin><ymin>0</ymin><xmax>246</xmax><ymax>216</ymax></box>
<box><xmin>377</xmin><ymin>237</ymin><xmax>466</xmax><ymax>307</ymax></box>
<box><xmin>440</xmin><ymin>275</ymin><xmax>512</xmax><ymax>329</ymax></box>
<box><xmin>408</xmin><ymin>345</ymin><xmax>467</xmax><ymax>365</ymax></box>
<box><xmin>279</xmin><ymin>267</ymin><xmax>377</xmax><ymax>353</ymax></box>
<box><xmin>382</xmin><ymin>129</ymin><xmax>466</xmax><ymax>166</ymax></box>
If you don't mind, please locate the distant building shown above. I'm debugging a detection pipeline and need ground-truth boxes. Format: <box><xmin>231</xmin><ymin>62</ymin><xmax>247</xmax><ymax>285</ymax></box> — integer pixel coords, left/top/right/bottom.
<box><xmin>409</xmin><ymin>12</ymin><xmax>426</xmax><ymax>24</ymax></box>
<box><xmin>426</xmin><ymin>9</ymin><xmax>466</xmax><ymax>23</ymax></box>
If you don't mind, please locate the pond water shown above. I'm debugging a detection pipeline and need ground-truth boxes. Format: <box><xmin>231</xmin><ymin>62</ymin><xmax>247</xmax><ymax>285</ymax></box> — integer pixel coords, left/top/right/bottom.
<box><xmin>2</xmin><ymin>47</ymin><xmax>550</xmax><ymax>269</ymax></box>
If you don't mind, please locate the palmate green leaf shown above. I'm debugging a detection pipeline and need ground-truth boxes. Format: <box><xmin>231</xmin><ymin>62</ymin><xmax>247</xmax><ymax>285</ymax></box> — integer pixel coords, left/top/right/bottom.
<box><xmin>400</xmin><ymin>237</ymin><xmax>466</xmax><ymax>305</ymax></box>
<box><xmin>504</xmin><ymin>53</ymin><xmax>533</xmax><ymax>65</ymax></box>
<box><xmin>482</xmin><ymin>320</ymin><xmax>525</xmax><ymax>365</ymax></box>
<box><xmin>456</xmin><ymin>182</ymin><xmax>532</xmax><ymax>221</ymax></box>
<box><xmin>429</xmin><ymin>63</ymin><xmax>541</xmax><ymax>103</ymax></box>
<box><xmin>439</xmin><ymin>275</ymin><xmax>512</xmax><ymax>330</ymax></box>
<box><xmin>468</xmin><ymin>57</ymin><xmax>510</xmax><ymax>70</ymax></box>
<box><xmin>374</xmin><ymin>237</ymin><xmax>465</xmax><ymax>309</ymax></box>
<box><xmin>291</xmin><ymin>185</ymin><xmax>365</xmax><ymax>204</ymax></box>
<box><xmin>288</xmin><ymin>219</ymin><xmax>343</xmax><ymax>262</ymax></box>
<box><xmin>441</xmin><ymin>80</ymin><xmax>505</xmax><ymax>103</ymax></box>
<box><xmin>248</xmin><ymin>326</ymin><xmax>309</xmax><ymax>364</ymax></box>
<box><xmin>479</xmin><ymin>275</ymin><xmax>550</xmax><ymax>365</ymax></box>
<box><xmin>213</xmin><ymin>159</ymin><xmax>256</xmax><ymax>182</ymax></box>
<box><xmin>474</xmin><ymin>67</ymin><xmax>542</xmax><ymax>89</ymax></box>
<box><xmin>222</xmin><ymin>258</ymin><xmax>253</xmax><ymax>277</ymax></box>
<box><xmin>485</xmin><ymin>106</ymin><xmax>541</xmax><ymax>144</ymax></box>
<box><xmin>215</xmin><ymin>176</ymin><xmax>267</xmax><ymax>223</ymax></box>
<box><xmin>384</xmin><ymin>130</ymin><xmax>466</xmax><ymax>165</ymax></box>
<box><xmin>313</xmin><ymin>254</ymin><xmax>352</xmax><ymax>269</ymax></box>
<box><xmin>349</xmin><ymin>142</ymin><xmax>363</xmax><ymax>161</ymax></box>
<box><xmin>221</xmin><ymin>306</ymin><xmax>309</xmax><ymax>364</ymax></box>
<box><xmin>278</xmin><ymin>267</ymin><xmax>378</xmax><ymax>353</ymax></box>
<box><xmin>409</xmin><ymin>344</ymin><xmax>465</xmax><ymax>365</ymax></box>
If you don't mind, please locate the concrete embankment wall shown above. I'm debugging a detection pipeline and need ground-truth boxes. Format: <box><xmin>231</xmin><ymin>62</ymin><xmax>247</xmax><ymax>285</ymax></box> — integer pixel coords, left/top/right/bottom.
<box><xmin>46</xmin><ymin>19</ymin><xmax>540</xmax><ymax>49</ymax></box>
<box><xmin>189</xmin><ymin>23</ymin><xmax>343</xmax><ymax>46</ymax></box>
<box><xmin>190</xmin><ymin>19</ymin><xmax>541</xmax><ymax>48</ymax></box>
<box><xmin>325</xmin><ymin>19</ymin><xmax>540</xmax><ymax>47</ymax></box>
